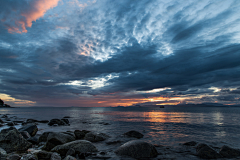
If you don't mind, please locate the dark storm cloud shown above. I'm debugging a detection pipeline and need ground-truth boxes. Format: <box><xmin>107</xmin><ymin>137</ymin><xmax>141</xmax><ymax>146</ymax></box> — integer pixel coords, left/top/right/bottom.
<box><xmin>1</xmin><ymin>0</ymin><xmax>240</xmax><ymax>106</ymax></box>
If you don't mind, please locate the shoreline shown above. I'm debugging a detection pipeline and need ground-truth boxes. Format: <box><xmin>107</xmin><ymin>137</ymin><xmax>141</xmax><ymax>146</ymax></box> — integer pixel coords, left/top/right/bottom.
<box><xmin>1</xmin><ymin>114</ymin><xmax>240</xmax><ymax>160</ymax></box>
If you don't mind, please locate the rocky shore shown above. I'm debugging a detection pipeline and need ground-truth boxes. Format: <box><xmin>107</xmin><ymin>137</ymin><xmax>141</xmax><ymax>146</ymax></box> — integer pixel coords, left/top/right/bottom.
<box><xmin>1</xmin><ymin>114</ymin><xmax>240</xmax><ymax>160</ymax></box>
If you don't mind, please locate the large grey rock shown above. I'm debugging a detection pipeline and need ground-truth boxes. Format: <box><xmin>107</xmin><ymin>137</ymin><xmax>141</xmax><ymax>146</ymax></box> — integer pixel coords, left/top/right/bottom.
<box><xmin>0</xmin><ymin>127</ymin><xmax>32</xmax><ymax>153</ymax></box>
<box><xmin>21</xmin><ymin>154</ymin><xmax>37</xmax><ymax>160</ymax></box>
<box><xmin>51</xmin><ymin>152</ymin><xmax>61</xmax><ymax>160</ymax></box>
<box><xmin>48</xmin><ymin>119</ymin><xmax>66</xmax><ymax>126</ymax></box>
<box><xmin>63</xmin><ymin>155</ymin><xmax>76</xmax><ymax>160</ymax></box>
<box><xmin>115</xmin><ymin>140</ymin><xmax>158</xmax><ymax>159</ymax></box>
<box><xmin>35</xmin><ymin>151</ymin><xmax>53</xmax><ymax>160</ymax></box>
<box><xmin>0</xmin><ymin>147</ymin><xmax>7</xmax><ymax>160</ymax></box>
<box><xmin>196</xmin><ymin>143</ymin><xmax>222</xmax><ymax>159</ymax></box>
<box><xmin>43</xmin><ymin>132</ymin><xmax>75</xmax><ymax>151</ymax></box>
<box><xmin>123</xmin><ymin>130</ymin><xmax>144</xmax><ymax>139</ymax></box>
<box><xmin>27</xmin><ymin>135</ymin><xmax>40</xmax><ymax>145</ymax></box>
<box><xmin>51</xmin><ymin>140</ymin><xmax>97</xmax><ymax>156</ymax></box>
<box><xmin>39</xmin><ymin>132</ymin><xmax>53</xmax><ymax>143</ymax></box>
<box><xmin>219</xmin><ymin>145</ymin><xmax>240</xmax><ymax>158</ymax></box>
<box><xmin>7</xmin><ymin>154</ymin><xmax>21</xmax><ymax>160</ymax></box>
<box><xmin>18</xmin><ymin>124</ymin><xmax>38</xmax><ymax>137</ymax></box>
<box><xmin>74</xmin><ymin>130</ymin><xmax>90</xmax><ymax>140</ymax></box>
<box><xmin>84</xmin><ymin>132</ymin><xmax>110</xmax><ymax>142</ymax></box>
<box><xmin>20</xmin><ymin>131</ymin><xmax>31</xmax><ymax>139</ymax></box>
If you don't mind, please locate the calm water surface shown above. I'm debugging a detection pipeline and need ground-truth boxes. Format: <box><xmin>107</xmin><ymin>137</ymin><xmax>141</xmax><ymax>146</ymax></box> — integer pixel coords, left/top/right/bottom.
<box><xmin>1</xmin><ymin>106</ymin><xmax>240</xmax><ymax>148</ymax></box>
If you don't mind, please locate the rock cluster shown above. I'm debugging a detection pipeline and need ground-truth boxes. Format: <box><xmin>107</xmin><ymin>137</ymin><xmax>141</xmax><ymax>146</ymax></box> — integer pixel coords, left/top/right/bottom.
<box><xmin>1</xmin><ymin>114</ymin><xmax>240</xmax><ymax>160</ymax></box>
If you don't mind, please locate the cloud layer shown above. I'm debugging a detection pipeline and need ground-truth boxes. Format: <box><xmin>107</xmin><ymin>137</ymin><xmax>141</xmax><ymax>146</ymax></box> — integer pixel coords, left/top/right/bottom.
<box><xmin>0</xmin><ymin>0</ymin><xmax>240</xmax><ymax>107</ymax></box>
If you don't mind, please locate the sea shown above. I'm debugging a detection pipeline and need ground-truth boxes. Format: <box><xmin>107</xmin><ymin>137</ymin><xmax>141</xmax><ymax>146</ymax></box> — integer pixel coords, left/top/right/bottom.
<box><xmin>1</xmin><ymin>106</ymin><xmax>240</xmax><ymax>148</ymax></box>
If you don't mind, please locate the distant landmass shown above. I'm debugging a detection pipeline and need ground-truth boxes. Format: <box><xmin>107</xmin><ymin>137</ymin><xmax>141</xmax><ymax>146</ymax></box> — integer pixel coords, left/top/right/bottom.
<box><xmin>0</xmin><ymin>99</ymin><xmax>12</xmax><ymax>108</ymax></box>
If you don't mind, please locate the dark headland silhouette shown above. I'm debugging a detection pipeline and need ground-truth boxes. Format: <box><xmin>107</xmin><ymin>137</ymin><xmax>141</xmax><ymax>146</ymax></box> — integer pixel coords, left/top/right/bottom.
<box><xmin>0</xmin><ymin>99</ymin><xmax>12</xmax><ymax>108</ymax></box>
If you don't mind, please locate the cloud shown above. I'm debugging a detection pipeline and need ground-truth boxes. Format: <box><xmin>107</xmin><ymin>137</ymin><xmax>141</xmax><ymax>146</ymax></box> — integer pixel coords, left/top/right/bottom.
<box><xmin>1</xmin><ymin>0</ymin><xmax>240</xmax><ymax>106</ymax></box>
<box><xmin>0</xmin><ymin>0</ymin><xmax>60</xmax><ymax>33</ymax></box>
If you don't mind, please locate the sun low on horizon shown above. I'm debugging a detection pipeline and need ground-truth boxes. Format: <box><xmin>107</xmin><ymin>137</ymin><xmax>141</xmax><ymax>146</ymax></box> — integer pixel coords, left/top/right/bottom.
<box><xmin>0</xmin><ymin>0</ymin><xmax>240</xmax><ymax>107</ymax></box>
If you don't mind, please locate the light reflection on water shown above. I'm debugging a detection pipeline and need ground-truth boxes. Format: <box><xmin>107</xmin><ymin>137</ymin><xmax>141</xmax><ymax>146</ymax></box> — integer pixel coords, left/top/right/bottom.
<box><xmin>1</xmin><ymin>106</ymin><xmax>240</xmax><ymax>148</ymax></box>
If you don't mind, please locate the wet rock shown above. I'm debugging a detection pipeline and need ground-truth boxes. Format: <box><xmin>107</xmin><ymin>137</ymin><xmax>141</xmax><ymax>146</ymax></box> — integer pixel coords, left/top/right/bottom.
<box><xmin>7</xmin><ymin>122</ymin><xmax>15</xmax><ymax>126</ymax></box>
<box><xmin>196</xmin><ymin>144</ymin><xmax>222</xmax><ymax>159</ymax></box>
<box><xmin>51</xmin><ymin>152</ymin><xmax>61</xmax><ymax>160</ymax></box>
<box><xmin>39</xmin><ymin>132</ymin><xmax>53</xmax><ymax>143</ymax></box>
<box><xmin>7</xmin><ymin>154</ymin><xmax>21</xmax><ymax>160</ymax></box>
<box><xmin>27</xmin><ymin>135</ymin><xmax>40</xmax><ymax>145</ymax></box>
<box><xmin>43</xmin><ymin>132</ymin><xmax>75</xmax><ymax>151</ymax></box>
<box><xmin>1</xmin><ymin>115</ymin><xmax>8</xmax><ymax>118</ymax></box>
<box><xmin>219</xmin><ymin>145</ymin><xmax>240</xmax><ymax>158</ymax></box>
<box><xmin>26</xmin><ymin>119</ymin><xmax>38</xmax><ymax>123</ymax></box>
<box><xmin>0</xmin><ymin>119</ymin><xmax>4</xmax><ymax>123</ymax></box>
<box><xmin>63</xmin><ymin>155</ymin><xmax>76</xmax><ymax>160</ymax></box>
<box><xmin>115</xmin><ymin>140</ymin><xmax>158</xmax><ymax>159</ymax></box>
<box><xmin>18</xmin><ymin>124</ymin><xmax>38</xmax><ymax>137</ymax></box>
<box><xmin>0</xmin><ymin>127</ymin><xmax>32</xmax><ymax>153</ymax></box>
<box><xmin>61</xmin><ymin>132</ymin><xmax>75</xmax><ymax>139</ymax></box>
<box><xmin>196</xmin><ymin>143</ymin><xmax>208</xmax><ymax>152</ymax></box>
<box><xmin>0</xmin><ymin>147</ymin><xmax>7</xmax><ymax>160</ymax></box>
<box><xmin>61</xmin><ymin>119</ymin><xmax>69</xmax><ymax>125</ymax></box>
<box><xmin>123</xmin><ymin>130</ymin><xmax>144</xmax><ymax>139</ymax></box>
<box><xmin>51</xmin><ymin>140</ymin><xmax>98</xmax><ymax>156</ymax></box>
<box><xmin>20</xmin><ymin>131</ymin><xmax>31</xmax><ymax>139</ymax></box>
<box><xmin>66</xmin><ymin>148</ymin><xmax>75</xmax><ymax>157</ymax></box>
<box><xmin>35</xmin><ymin>151</ymin><xmax>53</xmax><ymax>160</ymax></box>
<box><xmin>183</xmin><ymin>141</ymin><xmax>197</xmax><ymax>146</ymax></box>
<box><xmin>74</xmin><ymin>130</ymin><xmax>90</xmax><ymax>140</ymax></box>
<box><xmin>21</xmin><ymin>154</ymin><xmax>37</xmax><ymax>160</ymax></box>
<box><xmin>84</xmin><ymin>132</ymin><xmax>110</xmax><ymax>142</ymax></box>
<box><xmin>48</xmin><ymin>119</ymin><xmax>67</xmax><ymax>126</ymax></box>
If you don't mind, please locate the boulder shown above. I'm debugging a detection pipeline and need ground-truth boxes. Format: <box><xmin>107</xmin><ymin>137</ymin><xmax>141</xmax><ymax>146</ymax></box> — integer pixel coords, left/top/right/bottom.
<box><xmin>61</xmin><ymin>119</ymin><xmax>69</xmax><ymax>124</ymax></box>
<box><xmin>115</xmin><ymin>140</ymin><xmax>158</xmax><ymax>159</ymax></box>
<box><xmin>63</xmin><ymin>155</ymin><xmax>76</xmax><ymax>160</ymax></box>
<box><xmin>48</xmin><ymin>119</ymin><xmax>66</xmax><ymax>126</ymax></box>
<box><xmin>43</xmin><ymin>132</ymin><xmax>75</xmax><ymax>151</ymax></box>
<box><xmin>35</xmin><ymin>151</ymin><xmax>53</xmax><ymax>160</ymax></box>
<box><xmin>0</xmin><ymin>147</ymin><xmax>7</xmax><ymax>160</ymax></box>
<box><xmin>183</xmin><ymin>141</ymin><xmax>197</xmax><ymax>146</ymax></box>
<box><xmin>27</xmin><ymin>135</ymin><xmax>40</xmax><ymax>145</ymax></box>
<box><xmin>1</xmin><ymin>115</ymin><xmax>8</xmax><ymax>118</ymax></box>
<box><xmin>7</xmin><ymin>154</ymin><xmax>21</xmax><ymax>160</ymax></box>
<box><xmin>7</xmin><ymin>122</ymin><xmax>15</xmax><ymax>126</ymax></box>
<box><xmin>219</xmin><ymin>145</ymin><xmax>240</xmax><ymax>158</ymax></box>
<box><xmin>20</xmin><ymin>131</ymin><xmax>31</xmax><ymax>139</ymax></box>
<box><xmin>196</xmin><ymin>143</ymin><xmax>222</xmax><ymax>159</ymax></box>
<box><xmin>39</xmin><ymin>132</ymin><xmax>53</xmax><ymax>143</ymax></box>
<box><xmin>66</xmin><ymin>148</ymin><xmax>75</xmax><ymax>157</ymax></box>
<box><xmin>51</xmin><ymin>140</ymin><xmax>98</xmax><ymax>156</ymax></box>
<box><xmin>123</xmin><ymin>130</ymin><xmax>144</xmax><ymax>139</ymax></box>
<box><xmin>84</xmin><ymin>132</ymin><xmax>110</xmax><ymax>142</ymax></box>
<box><xmin>51</xmin><ymin>152</ymin><xmax>61</xmax><ymax>160</ymax></box>
<box><xmin>21</xmin><ymin>154</ymin><xmax>37</xmax><ymax>160</ymax></box>
<box><xmin>18</xmin><ymin>124</ymin><xmax>38</xmax><ymax>137</ymax></box>
<box><xmin>0</xmin><ymin>127</ymin><xmax>32</xmax><ymax>153</ymax></box>
<box><xmin>74</xmin><ymin>130</ymin><xmax>90</xmax><ymax>140</ymax></box>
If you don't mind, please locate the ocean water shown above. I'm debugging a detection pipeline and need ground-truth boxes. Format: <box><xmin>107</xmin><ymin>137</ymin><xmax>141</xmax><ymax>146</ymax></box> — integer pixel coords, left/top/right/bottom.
<box><xmin>1</xmin><ymin>106</ymin><xmax>240</xmax><ymax>148</ymax></box>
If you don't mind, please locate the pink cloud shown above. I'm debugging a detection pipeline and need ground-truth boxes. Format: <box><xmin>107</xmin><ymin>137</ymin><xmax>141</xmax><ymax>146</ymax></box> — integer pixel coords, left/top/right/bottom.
<box><xmin>6</xmin><ymin>0</ymin><xmax>60</xmax><ymax>34</ymax></box>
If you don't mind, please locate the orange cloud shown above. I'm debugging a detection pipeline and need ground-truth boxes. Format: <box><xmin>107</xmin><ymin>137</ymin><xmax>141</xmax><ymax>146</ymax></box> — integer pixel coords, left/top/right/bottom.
<box><xmin>7</xmin><ymin>0</ymin><xmax>60</xmax><ymax>33</ymax></box>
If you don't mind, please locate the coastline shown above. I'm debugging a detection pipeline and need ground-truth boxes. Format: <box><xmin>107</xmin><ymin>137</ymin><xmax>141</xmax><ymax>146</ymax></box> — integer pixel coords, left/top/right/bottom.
<box><xmin>1</xmin><ymin>112</ymin><xmax>240</xmax><ymax>160</ymax></box>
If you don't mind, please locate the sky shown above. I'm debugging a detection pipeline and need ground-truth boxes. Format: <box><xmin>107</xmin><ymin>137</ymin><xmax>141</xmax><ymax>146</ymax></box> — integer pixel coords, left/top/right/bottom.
<box><xmin>0</xmin><ymin>0</ymin><xmax>240</xmax><ymax>107</ymax></box>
